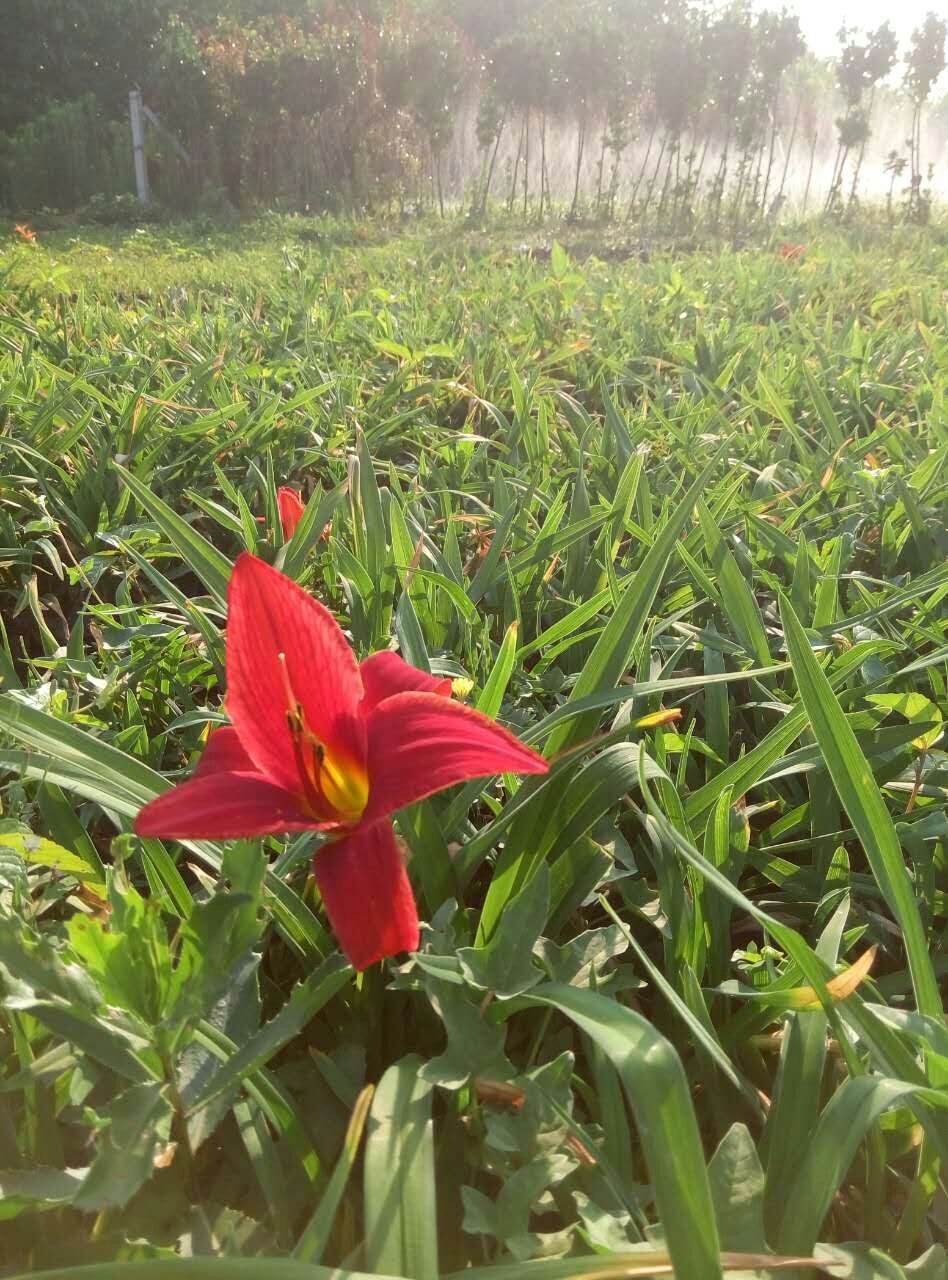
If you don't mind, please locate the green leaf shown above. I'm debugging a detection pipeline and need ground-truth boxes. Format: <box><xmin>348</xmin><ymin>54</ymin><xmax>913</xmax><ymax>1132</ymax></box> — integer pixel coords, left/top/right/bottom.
<box><xmin>524</xmin><ymin>984</ymin><xmax>723</xmax><ymax>1280</ymax></box>
<box><xmin>4</xmin><ymin>1263</ymin><xmax>393</xmax><ymax>1280</ymax></box>
<box><xmin>278</xmin><ymin>483</ymin><xmax>345</xmax><ymax>581</ymax></box>
<box><xmin>420</xmin><ymin>980</ymin><xmax>512</xmax><ymax>1089</ymax></box>
<box><xmin>866</xmin><ymin>692</ymin><xmax>943</xmax><ymax>751</ymax></box>
<box><xmin>294</xmin><ymin>1084</ymin><xmax>375</xmax><ymax>1262</ymax></box>
<box><xmin>777</xmin><ymin>1077</ymin><xmax>937</xmax><ymax>1255</ymax></box>
<box><xmin>707</xmin><ymin>1124</ymin><xmax>767</xmax><ymax>1253</ymax></box>
<box><xmin>363</xmin><ymin>1056</ymin><xmax>438</xmax><ymax>1280</ymax></box>
<box><xmin>698</xmin><ymin>504</ymin><xmax>771</xmax><ymax>666</ymax></box>
<box><xmin>476</xmin><ymin>621</ymin><xmax>520</xmax><ymax>720</ymax></box>
<box><xmin>458</xmin><ymin>864</ymin><xmax>548</xmax><ymax>998</ymax></box>
<box><xmin>779</xmin><ymin>594</ymin><xmax>941</xmax><ymax>1019</ymax></box>
<box><xmin>0</xmin><ymin>833</ymin><xmax>105</xmax><ymax>891</ymax></box>
<box><xmin>184</xmin><ymin>956</ymin><xmax>351</xmax><ymax>1116</ymax></box>
<box><xmin>544</xmin><ymin>447</ymin><xmax>724</xmax><ymax>757</ymax></box>
<box><xmin>73</xmin><ymin>1081</ymin><xmax>173</xmax><ymax>1211</ymax></box>
<box><xmin>114</xmin><ymin>462</ymin><xmax>234</xmax><ymax>605</ymax></box>
<box><xmin>0</xmin><ymin>1166</ymin><xmax>88</xmax><ymax>1221</ymax></box>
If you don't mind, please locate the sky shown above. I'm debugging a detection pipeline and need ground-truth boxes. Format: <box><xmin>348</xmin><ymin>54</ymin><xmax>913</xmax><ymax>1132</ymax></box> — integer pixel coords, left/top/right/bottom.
<box><xmin>751</xmin><ymin>0</ymin><xmax>943</xmax><ymax>59</ymax></box>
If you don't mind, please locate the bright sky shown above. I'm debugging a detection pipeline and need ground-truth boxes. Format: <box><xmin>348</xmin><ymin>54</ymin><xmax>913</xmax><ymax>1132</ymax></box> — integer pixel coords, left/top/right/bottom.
<box><xmin>752</xmin><ymin>0</ymin><xmax>942</xmax><ymax>60</ymax></box>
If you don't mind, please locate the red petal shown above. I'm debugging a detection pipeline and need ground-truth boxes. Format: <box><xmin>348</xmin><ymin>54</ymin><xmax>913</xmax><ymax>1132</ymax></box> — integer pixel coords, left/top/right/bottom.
<box><xmin>362</xmin><ymin>692</ymin><xmax>548</xmax><ymax>823</ymax></box>
<box><xmin>194</xmin><ymin>725</ymin><xmax>256</xmax><ymax>777</ymax></box>
<box><xmin>312</xmin><ymin>820</ymin><xmax>419</xmax><ymax>970</ymax></box>
<box><xmin>226</xmin><ymin>554</ymin><xmax>365</xmax><ymax>792</ymax></box>
<box><xmin>135</xmin><ymin>771</ymin><xmax>320</xmax><ymax>840</ymax></box>
<box><xmin>359</xmin><ymin>651</ymin><xmax>452</xmax><ymax>716</ymax></box>
<box><xmin>277</xmin><ymin>487</ymin><xmax>305</xmax><ymax>540</ymax></box>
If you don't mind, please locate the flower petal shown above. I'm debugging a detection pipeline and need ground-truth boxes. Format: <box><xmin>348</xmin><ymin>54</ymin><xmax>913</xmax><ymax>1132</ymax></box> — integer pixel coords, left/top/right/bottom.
<box><xmin>312</xmin><ymin>819</ymin><xmax>419</xmax><ymax>970</ymax></box>
<box><xmin>226</xmin><ymin>553</ymin><xmax>366</xmax><ymax>792</ymax></box>
<box><xmin>194</xmin><ymin>725</ymin><xmax>256</xmax><ymax>777</ymax></box>
<box><xmin>362</xmin><ymin>692</ymin><xmax>548</xmax><ymax>823</ymax></box>
<box><xmin>359</xmin><ymin>650</ymin><xmax>452</xmax><ymax>716</ymax></box>
<box><xmin>135</xmin><ymin>771</ymin><xmax>320</xmax><ymax>840</ymax></box>
<box><xmin>277</xmin><ymin>487</ymin><xmax>305</xmax><ymax>541</ymax></box>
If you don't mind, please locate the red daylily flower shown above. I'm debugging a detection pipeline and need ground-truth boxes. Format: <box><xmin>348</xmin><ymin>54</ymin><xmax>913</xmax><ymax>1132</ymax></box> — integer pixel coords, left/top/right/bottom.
<box><xmin>276</xmin><ymin>486</ymin><xmax>332</xmax><ymax>544</ymax></box>
<box><xmin>277</xmin><ymin>486</ymin><xmax>305</xmax><ymax>539</ymax></box>
<box><xmin>14</xmin><ymin>223</ymin><xmax>37</xmax><ymax>244</ymax></box>
<box><xmin>135</xmin><ymin>553</ymin><xmax>548</xmax><ymax>969</ymax></box>
<box><xmin>778</xmin><ymin>242</ymin><xmax>805</xmax><ymax>261</ymax></box>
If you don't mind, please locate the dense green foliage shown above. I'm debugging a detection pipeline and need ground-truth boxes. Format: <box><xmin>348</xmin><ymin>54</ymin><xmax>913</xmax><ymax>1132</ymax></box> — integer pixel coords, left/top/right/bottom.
<box><xmin>0</xmin><ymin>221</ymin><xmax>946</xmax><ymax>1277</ymax></box>
<box><xmin>2</xmin><ymin>0</ymin><xmax>946</xmax><ymax>221</ymax></box>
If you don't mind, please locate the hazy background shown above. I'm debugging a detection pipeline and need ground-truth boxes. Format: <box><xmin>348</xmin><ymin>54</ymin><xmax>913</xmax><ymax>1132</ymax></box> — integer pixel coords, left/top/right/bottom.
<box><xmin>2</xmin><ymin>0</ymin><xmax>946</xmax><ymax>216</ymax></box>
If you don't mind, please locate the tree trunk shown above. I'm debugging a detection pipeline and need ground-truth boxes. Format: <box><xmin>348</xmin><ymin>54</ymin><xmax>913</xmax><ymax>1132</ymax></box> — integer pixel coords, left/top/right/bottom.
<box><xmin>607</xmin><ymin>144</ymin><xmax>624</xmax><ymax>220</ymax></box>
<box><xmin>627</xmin><ymin>119</ymin><xmax>656</xmax><ymax>220</ymax></box>
<box><xmin>775</xmin><ymin>97</ymin><xmax>800</xmax><ymax>208</ymax></box>
<box><xmin>849</xmin><ymin>86</ymin><xmax>874</xmax><ymax>205</ymax></box>
<box><xmin>540</xmin><ymin>112</ymin><xmax>549</xmax><ymax>217</ymax></box>
<box><xmin>693</xmin><ymin>130</ymin><xmax>711</xmax><ymax>196</ymax></box>
<box><xmin>523</xmin><ymin>108</ymin><xmax>530</xmax><ymax>218</ymax></box>
<box><xmin>684</xmin><ymin>127</ymin><xmax>696</xmax><ymax>201</ymax></box>
<box><xmin>473</xmin><ymin>147</ymin><xmax>490</xmax><ymax>217</ymax></box>
<box><xmin>731</xmin><ymin>150</ymin><xmax>750</xmax><ymax>229</ymax></box>
<box><xmin>751</xmin><ymin>135</ymin><xmax>766</xmax><ymax>213</ymax></box>
<box><xmin>570</xmin><ymin>110</ymin><xmax>587</xmax><ymax>219</ymax></box>
<box><xmin>823</xmin><ymin>141</ymin><xmax>843</xmax><ymax>213</ymax></box>
<box><xmin>480</xmin><ymin>107</ymin><xmax>508</xmax><ymax>215</ymax></box>
<box><xmin>657</xmin><ymin>137</ymin><xmax>676</xmax><ymax>217</ymax></box>
<box><xmin>802</xmin><ymin>129</ymin><xmax>818</xmax><ymax>216</ymax></box>
<box><xmin>910</xmin><ymin>100</ymin><xmax>923</xmax><ymax>219</ymax></box>
<box><xmin>711</xmin><ymin>125</ymin><xmax>732</xmax><ymax>225</ymax></box>
<box><xmin>435</xmin><ymin>147</ymin><xmax>445</xmax><ymax>219</ymax></box>
<box><xmin>640</xmin><ymin>131</ymin><xmax>668</xmax><ymax>220</ymax></box>
<box><xmin>761</xmin><ymin>96</ymin><xmax>780</xmax><ymax>212</ymax></box>
<box><xmin>508</xmin><ymin>114</ymin><xmax>525</xmax><ymax>213</ymax></box>
<box><xmin>596</xmin><ymin>123</ymin><xmax>607</xmax><ymax>214</ymax></box>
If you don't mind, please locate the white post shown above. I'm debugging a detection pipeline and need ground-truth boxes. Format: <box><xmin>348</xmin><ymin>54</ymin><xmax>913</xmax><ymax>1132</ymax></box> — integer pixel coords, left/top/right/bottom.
<box><xmin>129</xmin><ymin>88</ymin><xmax>150</xmax><ymax>205</ymax></box>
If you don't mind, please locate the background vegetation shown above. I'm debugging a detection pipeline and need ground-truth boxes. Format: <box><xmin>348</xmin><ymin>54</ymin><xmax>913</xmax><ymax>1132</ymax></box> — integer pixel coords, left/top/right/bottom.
<box><xmin>1</xmin><ymin>0</ymin><xmax>947</xmax><ymax>226</ymax></box>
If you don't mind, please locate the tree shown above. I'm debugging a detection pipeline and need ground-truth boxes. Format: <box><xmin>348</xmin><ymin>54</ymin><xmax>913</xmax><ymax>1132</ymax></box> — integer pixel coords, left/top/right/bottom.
<box><xmin>379</xmin><ymin>18</ymin><xmax>467</xmax><ymax>217</ymax></box>
<box><xmin>753</xmin><ymin>9</ymin><xmax>806</xmax><ymax>214</ymax></box>
<box><xmin>903</xmin><ymin>12</ymin><xmax>948</xmax><ymax>222</ymax></box>
<box><xmin>705</xmin><ymin>4</ymin><xmax>756</xmax><ymax>225</ymax></box>
<box><xmin>549</xmin><ymin>0</ymin><xmax>626</xmax><ymax>220</ymax></box>
<box><xmin>826</xmin><ymin>23</ymin><xmax>897</xmax><ymax>213</ymax></box>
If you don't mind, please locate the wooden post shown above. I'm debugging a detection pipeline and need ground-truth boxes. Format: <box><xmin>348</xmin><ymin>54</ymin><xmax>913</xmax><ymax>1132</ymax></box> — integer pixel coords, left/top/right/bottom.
<box><xmin>129</xmin><ymin>88</ymin><xmax>150</xmax><ymax>205</ymax></box>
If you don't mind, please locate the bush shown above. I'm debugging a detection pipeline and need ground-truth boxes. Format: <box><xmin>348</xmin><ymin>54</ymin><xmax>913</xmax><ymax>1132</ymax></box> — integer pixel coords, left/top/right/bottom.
<box><xmin>0</xmin><ymin>94</ymin><xmax>134</xmax><ymax>213</ymax></box>
<box><xmin>76</xmin><ymin>191</ymin><xmax>168</xmax><ymax>226</ymax></box>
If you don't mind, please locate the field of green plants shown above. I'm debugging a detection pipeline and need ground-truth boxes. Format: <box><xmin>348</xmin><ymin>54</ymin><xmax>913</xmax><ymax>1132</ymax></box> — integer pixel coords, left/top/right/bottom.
<box><xmin>0</xmin><ymin>221</ymin><xmax>946</xmax><ymax>1278</ymax></box>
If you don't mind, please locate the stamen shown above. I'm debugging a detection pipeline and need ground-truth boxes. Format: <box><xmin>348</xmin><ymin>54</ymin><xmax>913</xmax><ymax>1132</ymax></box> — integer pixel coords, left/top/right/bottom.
<box><xmin>277</xmin><ymin>653</ymin><xmax>303</xmax><ymax>726</ymax></box>
<box><xmin>276</xmin><ymin>651</ymin><xmax>367</xmax><ymax>823</ymax></box>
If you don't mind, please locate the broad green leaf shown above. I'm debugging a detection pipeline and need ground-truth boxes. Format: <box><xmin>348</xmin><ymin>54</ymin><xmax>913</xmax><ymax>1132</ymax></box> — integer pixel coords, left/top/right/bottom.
<box><xmin>458</xmin><ymin>864</ymin><xmax>548</xmax><ymax>998</ymax></box>
<box><xmin>779</xmin><ymin>594</ymin><xmax>941</xmax><ymax>1019</ymax></box>
<box><xmin>294</xmin><ymin>1085</ymin><xmax>375</xmax><ymax>1262</ymax></box>
<box><xmin>363</xmin><ymin>1056</ymin><xmax>438</xmax><ymax>1280</ymax></box>
<box><xmin>114</xmin><ymin>462</ymin><xmax>234</xmax><ymax>604</ymax></box>
<box><xmin>524</xmin><ymin>984</ymin><xmax>723</xmax><ymax>1280</ymax></box>
<box><xmin>73</xmin><ymin>1082</ymin><xmax>173</xmax><ymax>1211</ymax></box>
<box><xmin>0</xmin><ymin>833</ymin><xmax>105</xmax><ymax>891</ymax></box>
<box><xmin>185</xmin><ymin>956</ymin><xmax>351</xmax><ymax>1115</ymax></box>
<box><xmin>543</xmin><ymin>448</ymin><xmax>724</xmax><ymax>757</ymax></box>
